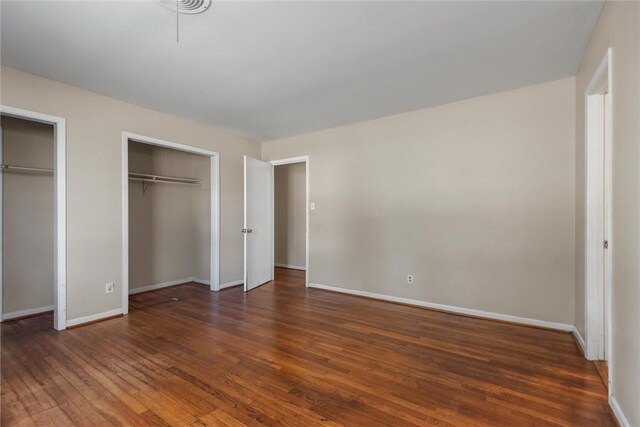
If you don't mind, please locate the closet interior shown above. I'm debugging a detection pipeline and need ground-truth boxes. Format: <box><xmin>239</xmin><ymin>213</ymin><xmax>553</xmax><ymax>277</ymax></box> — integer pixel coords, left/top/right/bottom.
<box><xmin>127</xmin><ymin>140</ymin><xmax>210</xmax><ymax>301</ymax></box>
<box><xmin>1</xmin><ymin>115</ymin><xmax>55</xmax><ymax>323</ymax></box>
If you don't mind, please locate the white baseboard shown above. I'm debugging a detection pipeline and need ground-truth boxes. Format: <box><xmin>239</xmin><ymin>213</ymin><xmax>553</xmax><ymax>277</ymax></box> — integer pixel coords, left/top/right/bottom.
<box><xmin>574</xmin><ymin>327</ymin><xmax>628</xmax><ymax>427</ymax></box>
<box><xmin>275</xmin><ymin>263</ymin><xmax>306</xmax><ymax>271</ymax></box>
<box><xmin>129</xmin><ymin>277</ymin><xmax>195</xmax><ymax>295</ymax></box>
<box><xmin>610</xmin><ymin>395</ymin><xmax>630</xmax><ymax>427</ymax></box>
<box><xmin>66</xmin><ymin>308</ymin><xmax>123</xmax><ymax>328</ymax></box>
<box><xmin>130</xmin><ymin>277</ymin><xmax>237</xmax><ymax>294</ymax></box>
<box><xmin>308</xmin><ymin>283</ymin><xmax>573</xmax><ymax>332</ymax></box>
<box><xmin>2</xmin><ymin>305</ymin><xmax>54</xmax><ymax>321</ymax></box>
<box><xmin>219</xmin><ymin>279</ymin><xmax>243</xmax><ymax>290</ymax></box>
<box><xmin>572</xmin><ymin>326</ymin><xmax>587</xmax><ymax>355</ymax></box>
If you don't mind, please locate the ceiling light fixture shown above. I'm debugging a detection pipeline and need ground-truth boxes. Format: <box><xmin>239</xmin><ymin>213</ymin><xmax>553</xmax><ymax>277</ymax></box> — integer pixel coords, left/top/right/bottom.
<box><xmin>160</xmin><ymin>0</ymin><xmax>211</xmax><ymax>15</ymax></box>
<box><xmin>159</xmin><ymin>0</ymin><xmax>211</xmax><ymax>42</ymax></box>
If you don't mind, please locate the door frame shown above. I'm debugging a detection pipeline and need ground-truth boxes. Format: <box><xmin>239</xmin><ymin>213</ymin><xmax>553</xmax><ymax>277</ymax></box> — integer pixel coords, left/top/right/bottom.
<box><xmin>121</xmin><ymin>132</ymin><xmax>220</xmax><ymax>314</ymax></box>
<box><xmin>0</xmin><ymin>105</ymin><xmax>67</xmax><ymax>331</ymax></box>
<box><xmin>583</xmin><ymin>48</ymin><xmax>612</xmax><ymax>383</ymax></box>
<box><xmin>269</xmin><ymin>156</ymin><xmax>310</xmax><ymax>288</ymax></box>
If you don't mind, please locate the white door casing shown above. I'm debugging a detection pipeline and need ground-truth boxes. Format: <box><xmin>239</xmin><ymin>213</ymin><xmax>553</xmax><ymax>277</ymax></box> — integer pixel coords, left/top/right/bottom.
<box><xmin>583</xmin><ymin>48</ymin><xmax>612</xmax><ymax>398</ymax></box>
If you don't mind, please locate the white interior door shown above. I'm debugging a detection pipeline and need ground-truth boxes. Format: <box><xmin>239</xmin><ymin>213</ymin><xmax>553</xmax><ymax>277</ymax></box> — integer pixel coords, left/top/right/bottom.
<box><xmin>244</xmin><ymin>156</ymin><xmax>274</xmax><ymax>291</ymax></box>
<box><xmin>603</xmin><ymin>91</ymin><xmax>612</xmax><ymax>362</ymax></box>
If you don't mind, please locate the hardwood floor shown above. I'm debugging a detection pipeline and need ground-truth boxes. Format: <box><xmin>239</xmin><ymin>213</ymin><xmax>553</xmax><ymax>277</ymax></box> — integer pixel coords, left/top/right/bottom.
<box><xmin>594</xmin><ymin>361</ymin><xmax>609</xmax><ymax>391</ymax></box>
<box><xmin>2</xmin><ymin>268</ymin><xmax>614</xmax><ymax>426</ymax></box>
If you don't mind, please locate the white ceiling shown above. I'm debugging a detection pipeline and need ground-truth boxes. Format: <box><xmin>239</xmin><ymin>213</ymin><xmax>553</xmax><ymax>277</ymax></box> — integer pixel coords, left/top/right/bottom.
<box><xmin>1</xmin><ymin>1</ymin><xmax>602</xmax><ymax>141</ymax></box>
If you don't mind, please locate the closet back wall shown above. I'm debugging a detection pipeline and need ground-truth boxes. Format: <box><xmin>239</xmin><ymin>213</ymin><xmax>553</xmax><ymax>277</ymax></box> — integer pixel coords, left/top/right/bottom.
<box><xmin>1</xmin><ymin>66</ymin><xmax>260</xmax><ymax>323</ymax></box>
<box><xmin>128</xmin><ymin>142</ymin><xmax>210</xmax><ymax>290</ymax></box>
<box><xmin>1</xmin><ymin>115</ymin><xmax>53</xmax><ymax>316</ymax></box>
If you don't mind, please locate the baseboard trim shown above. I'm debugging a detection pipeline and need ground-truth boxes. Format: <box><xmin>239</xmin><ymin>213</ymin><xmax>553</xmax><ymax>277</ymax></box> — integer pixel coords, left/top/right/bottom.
<box><xmin>130</xmin><ymin>277</ymin><xmax>237</xmax><ymax>294</ymax></box>
<box><xmin>610</xmin><ymin>395</ymin><xmax>630</xmax><ymax>427</ymax></box>
<box><xmin>572</xmin><ymin>326</ymin><xmax>587</xmax><ymax>356</ymax></box>
<box><xmin>129</xmin><ymin>278</ymin><xmax>195</xmax><ymax>295</ymax></box>
<box><xmin>275</xmin><ymin>263</ymin><xmax>306</xmax><ymax>271</ymax></box>
<box><xmin>2</xmin><ymin>305</ymin><xmax>54</xmax><ymax>321</ymax></box>
<box><xmin>66</xmin><ymin>308</ymin><xmax>123</xmax><ymax>328</ymax></box>
<box><xmin>219</xmin><ymin>280</ymin><xmax>243</xmax><ymax>290</ymax></box>
<box><xmin>308</xmin><ymin>283</ymin><xmax>573</xmax><ymax>332</ymax></box>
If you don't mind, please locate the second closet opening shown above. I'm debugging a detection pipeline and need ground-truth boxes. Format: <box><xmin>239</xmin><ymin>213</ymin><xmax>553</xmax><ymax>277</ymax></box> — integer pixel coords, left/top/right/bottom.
<box><xmin>126</xmin><ymin>138</ymin><xmax>214</xmax><ymax>311</ymax></box>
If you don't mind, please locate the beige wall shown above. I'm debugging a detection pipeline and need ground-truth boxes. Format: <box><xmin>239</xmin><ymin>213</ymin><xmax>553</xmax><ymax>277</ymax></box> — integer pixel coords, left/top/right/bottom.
<box><xmin>0</xmin><ymin>66</ymin><xmax>261</xmax><ymax>321</ymax></box>
<box><xmin>574</xmin><ymin>2</ymin><xmax>640</xmax><ymax>425</ymax></box>
<box><xmin>274</xmin><ymin>162</ymin><xmax>306</xmax><ymax>269</ymax></box>
<box><xmin>1</xmin><ymin>115</ymin><xmax>54</xmax><ymax>314</ymax></box>
<box><xmin>263</xmin><ymin>77</ymin><xmax>576</xmax><ymax>325</ymax></box>
<box><xmin>128</xmin><ymin>142</ymin><xmax>210</xmax><ymax>289</ymax></box>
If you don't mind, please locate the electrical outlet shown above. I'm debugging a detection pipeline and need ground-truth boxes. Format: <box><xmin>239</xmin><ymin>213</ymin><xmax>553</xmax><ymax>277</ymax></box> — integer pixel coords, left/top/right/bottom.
<box><xmin>407</xmin><ymin>274</ymin><xmax>414</xmax><ymax>285</ymax></box>
<box><xmin>106</xmin><ymin>282</ymin><xmax>114</xmax><ymax>294</ymax></box>
<box><xmin>310</xmin><ymin>202</ymin><xmax>316</xmax><ymax>211</ymax></box>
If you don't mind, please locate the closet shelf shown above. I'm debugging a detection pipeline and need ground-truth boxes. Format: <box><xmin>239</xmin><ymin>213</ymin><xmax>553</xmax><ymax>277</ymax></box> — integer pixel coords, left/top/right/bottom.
<box><xmin>129</xmin><ymin>171</ymin><xmax>201</xmax><ymax>194</ymax></box>
<box><xmin>0</xmin><ymin>164</ymin><xmax>54</xmax><ymax>174</ymax></box>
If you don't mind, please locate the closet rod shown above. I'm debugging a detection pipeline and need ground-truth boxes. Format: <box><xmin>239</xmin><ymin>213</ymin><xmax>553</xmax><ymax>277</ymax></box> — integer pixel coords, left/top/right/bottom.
<box><xmin>0</xmin><ymin>164</ymin><xmax>54</xmax><ymax>174</ymax></box>
<box><xmin>129</xmin><ymin>172</ymin><xmax>200</xmax><ymax>184</ymax></box>
<box><xmin>128</xmin><ymin>177</ymin><xmax>200</xmax><ymax>186</ymax></box>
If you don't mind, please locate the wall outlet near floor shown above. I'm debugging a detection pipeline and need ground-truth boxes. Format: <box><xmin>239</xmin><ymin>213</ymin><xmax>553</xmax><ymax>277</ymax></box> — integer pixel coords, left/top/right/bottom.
<box><xmin>106</xmin><ymin>282</ymin><xmax>114</xmax><ymax>294</ymax></box>
<box><xmin>407</xmin><ymin>274</ymin><xmax>414</xmax><ymax>285</ymax></box>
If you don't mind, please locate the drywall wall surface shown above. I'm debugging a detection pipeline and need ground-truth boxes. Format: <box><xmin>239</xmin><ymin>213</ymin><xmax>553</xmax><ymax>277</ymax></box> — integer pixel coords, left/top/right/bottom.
<box><xmin>274</xmin><ymin>162</ymin><xmax>306</xmax><ymax>269</ymax></box>
<box><xmin>263</xmin><ymin>77</ymin><xmax>576</xmax><ymax>325</ymax></box>
<box><xmin>1</xmin><ymin>115</ymin><xmax>54</xmax><ymax>314</ymax></box>
<box><xmin>574</xmin><ymin>2</ymin><xmax>640</xmax><ymax>425</ymax></box>
<box><xmin>1</xmin><ymin>66</ymin><xmax>260</xmax><ymax>320</ymax></box>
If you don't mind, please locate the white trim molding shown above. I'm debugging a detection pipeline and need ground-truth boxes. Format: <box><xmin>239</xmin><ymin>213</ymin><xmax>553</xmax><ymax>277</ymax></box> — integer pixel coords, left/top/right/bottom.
<box><xmin>308</xmin><ymin>283</ymin><xmax>573</xmax><ymax>332</ymax></box>
<box><xmin>0</xmin><ymin>105</ymin><xmax>67</xmax><ymax>331</ymax></box>
<box><xmin>66</xmin><ymin>308</ymin><xmax>123</xmax><ymax>328</ymax></box>
<box><xmin>121</xmin><ymin>132</ymin><xmax>221</xmax><ymax>316</ymax></box>
<box><xmin>128</xmin><ymin>278</ymin><xmax>207</xmax><ymax>295</ymax></box>
<box><xmin>572</xmin><ymin>326</ymin><xmax>587</xmax><ymax>355</ymax></box>
<box><xmin>583</xmin><ymin>48</ymin><xmax>613</xmax><ymax>362</ymax></box>
<box><xmin>219</xmin><ymin>279</ymin><xmax>243</xmax><ymax>290</ymax></box>
<box><xmin>609</xmin><ymin>395</ymin><xmax>630</xmax><ymax>427</ymax></box>
<box><xmin>275</xmin><ymin>263</ymin><xmax>306</xmax><ymax>271</ymax></box>
<box><xmin>2</xmin><ymin>305</ymin><xmax>54</xmax><ymax>321</ymax></box>
<box><xmin>269</xmin><ymin>156</ymin><xmax>309</xmax><ymax>166</ymax></box>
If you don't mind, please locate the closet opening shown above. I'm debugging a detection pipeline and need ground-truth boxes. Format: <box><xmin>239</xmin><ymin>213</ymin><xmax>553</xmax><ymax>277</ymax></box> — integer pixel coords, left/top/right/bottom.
<box><xmin>121</xmin><ymin>133</ymin><xmax>219</xmax><ymax>314</ymax></box>
<box><xmin>271</xmin><ymin>157</ymin><xmax>308</xmax><ymax>287</ymax></box>
<box><xmin>0</xmin><ymin>109</ymin><xmax>66</xmax><ymax>331</ymax></box>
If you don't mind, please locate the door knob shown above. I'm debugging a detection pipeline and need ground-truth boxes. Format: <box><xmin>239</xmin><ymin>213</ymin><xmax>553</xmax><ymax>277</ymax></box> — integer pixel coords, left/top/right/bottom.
<box><xmin>242</xmin><ymin>228</ymin><xmax>253</xmax><ymax>233</ymax></box>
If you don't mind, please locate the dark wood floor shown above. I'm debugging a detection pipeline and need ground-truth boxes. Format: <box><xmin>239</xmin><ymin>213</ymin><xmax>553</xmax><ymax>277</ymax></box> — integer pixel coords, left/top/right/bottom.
<box><xmin>2</xmin><ymin>268</ymin><xmax>614</xmax><ymax>426</ymax></box>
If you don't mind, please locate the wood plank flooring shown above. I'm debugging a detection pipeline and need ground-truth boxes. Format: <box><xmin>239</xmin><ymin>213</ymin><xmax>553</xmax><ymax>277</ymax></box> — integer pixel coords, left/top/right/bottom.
<box><xmin>1</xmin><ymin>268</ymin><xmax>614</xmax><ymax>426</ymax></box>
